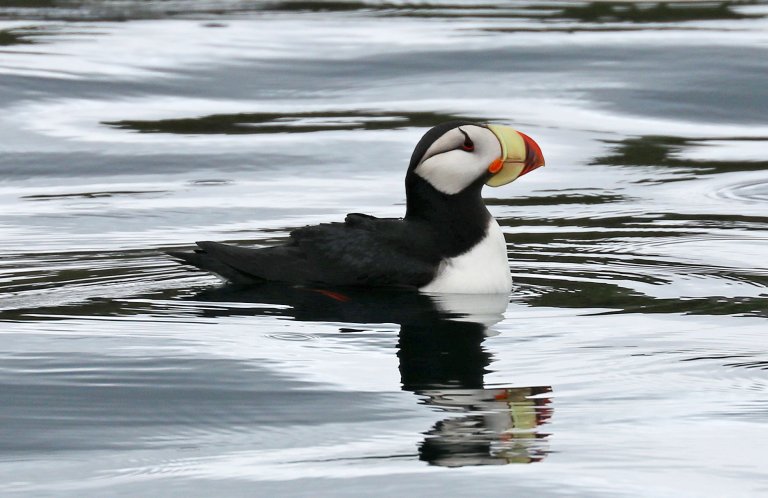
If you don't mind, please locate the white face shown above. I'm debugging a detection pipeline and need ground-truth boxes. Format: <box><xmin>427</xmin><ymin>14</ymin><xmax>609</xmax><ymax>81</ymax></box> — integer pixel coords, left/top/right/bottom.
<box><xmin>413</xmin><ymin>125</ymin><xmax>501</xmax><ymax>195</ymax></box>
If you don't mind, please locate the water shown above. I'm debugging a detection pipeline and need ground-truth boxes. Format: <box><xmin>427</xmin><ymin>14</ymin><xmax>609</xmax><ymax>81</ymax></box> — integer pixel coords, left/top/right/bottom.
<box><xmin>1</xmin><ymin>1</ymin><xmax>767</xmax><ymax>496</ymax></box>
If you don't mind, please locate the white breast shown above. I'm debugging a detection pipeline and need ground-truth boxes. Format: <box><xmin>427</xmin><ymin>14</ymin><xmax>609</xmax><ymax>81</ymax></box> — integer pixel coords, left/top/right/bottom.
<box><xmin>419</xmin><ymin>219</ymin><xmax>513</xmax><ymax>294</ymax></box>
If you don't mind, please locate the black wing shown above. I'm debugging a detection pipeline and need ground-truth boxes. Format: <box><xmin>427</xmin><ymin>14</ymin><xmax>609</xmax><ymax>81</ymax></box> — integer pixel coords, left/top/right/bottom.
<box><xmin>169</xmin><ymin>214</ymin><xmax>441</xmax><ymax>288</ymax></box>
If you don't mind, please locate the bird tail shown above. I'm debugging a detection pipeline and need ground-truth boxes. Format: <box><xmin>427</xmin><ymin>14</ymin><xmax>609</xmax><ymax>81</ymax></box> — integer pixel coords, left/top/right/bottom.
<box><xmin>166</xmin><ymin>243</ymin><xmax>256</xmax><ymax>284</ymax></box>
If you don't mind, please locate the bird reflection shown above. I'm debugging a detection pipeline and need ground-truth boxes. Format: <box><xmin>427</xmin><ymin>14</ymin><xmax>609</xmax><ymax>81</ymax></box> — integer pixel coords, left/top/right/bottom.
<box><xmin>191</xmin><ymin>283</ymin><xmax>553</xmax><ymax>466</ymax></box>
<box><xmin>416</xmin><ymin>386</ymin><xmax>552</xmax><ymax>466</ymax></box>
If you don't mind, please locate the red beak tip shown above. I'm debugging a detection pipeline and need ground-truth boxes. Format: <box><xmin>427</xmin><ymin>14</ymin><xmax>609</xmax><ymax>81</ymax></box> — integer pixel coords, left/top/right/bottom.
<box><xmin>517</xmin><ymin>131</ymin><xmax>545</xmax><ymax>174</ymax></box>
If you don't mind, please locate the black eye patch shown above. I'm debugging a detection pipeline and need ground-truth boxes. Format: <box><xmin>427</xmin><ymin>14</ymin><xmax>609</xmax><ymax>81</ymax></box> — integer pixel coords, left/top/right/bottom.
<box><xmin>458</xmin><ymin>128</ymin><xmax>474</xmax><ymax>152</ymax></box>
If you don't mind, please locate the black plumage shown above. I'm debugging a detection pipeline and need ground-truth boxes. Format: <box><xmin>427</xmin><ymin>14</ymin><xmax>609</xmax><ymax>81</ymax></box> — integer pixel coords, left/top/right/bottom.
<box><xmin>169</xmin><ymin>121</ymin><xmax>498</xmax><ymax>288</ymax></box>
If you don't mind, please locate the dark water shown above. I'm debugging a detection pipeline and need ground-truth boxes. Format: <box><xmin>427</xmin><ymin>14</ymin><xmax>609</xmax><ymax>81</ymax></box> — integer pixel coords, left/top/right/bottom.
<box><xmin>1</xmin><ymin>1</ymin><xmax>767</xmax><ymax>496</ymax></box>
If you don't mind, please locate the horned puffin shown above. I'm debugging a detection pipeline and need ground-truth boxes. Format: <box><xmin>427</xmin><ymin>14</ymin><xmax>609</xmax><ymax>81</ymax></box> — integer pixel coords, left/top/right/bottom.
<box><xmin>169</xmin><ymin>121</ymin><xmax>544</xmax><ymax>293</ymax></box>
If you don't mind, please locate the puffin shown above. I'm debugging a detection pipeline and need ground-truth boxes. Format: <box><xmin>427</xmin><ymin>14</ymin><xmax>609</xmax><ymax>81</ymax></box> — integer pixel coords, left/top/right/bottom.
<box><xmin>168</xmin><ymin>121</ymin><xmax>544</xmax><ymax>293</ymax></box>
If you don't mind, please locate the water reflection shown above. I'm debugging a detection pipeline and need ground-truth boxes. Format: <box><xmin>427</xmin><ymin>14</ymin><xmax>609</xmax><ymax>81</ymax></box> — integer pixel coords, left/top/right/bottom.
<box><xmin>559</xmin><ymin>1</ymin><xmax>754</xmax><ymax>23</ymax></box>
<box><xmin>594</xmin><ymin>135</ymin><xmax>768</xmax><ymax>176</ymax></box>
<box><xmin>418</xmin><ymin>386</ymin><xmax>552</xmax><ymax>466</ymax></box>
<box><xmin>2</xmin><ymin>0</ymin><xmax>760</xmax><ymax>23</ymax></box>
<box><xmin>193</xmin><ymin>284</ymin><xmax>553</xmax><ymax>467</ymax></box>
<box><xmin>0</xmin><ymin>29</ymin><xmax>35</xmax><ymax>46</ymax></box>
<box><xmin>104</xmin><ymin>110</ymin><xmax>481</xmax><ymax>135</ymax></box>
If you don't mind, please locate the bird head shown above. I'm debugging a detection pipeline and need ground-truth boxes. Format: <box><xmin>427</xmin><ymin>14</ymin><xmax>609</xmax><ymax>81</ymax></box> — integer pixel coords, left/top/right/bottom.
<box><xmin>408</xmin><ymin>121</ymin><xmax>545</xmax><ymax>195</ymax></box>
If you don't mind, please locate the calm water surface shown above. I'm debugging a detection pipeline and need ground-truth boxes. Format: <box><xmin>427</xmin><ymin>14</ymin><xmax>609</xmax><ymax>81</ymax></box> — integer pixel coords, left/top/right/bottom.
<box><xmin>1</xmin><ymin>1</ymin><xmax>767</xmax><ymax>496</ymax></box>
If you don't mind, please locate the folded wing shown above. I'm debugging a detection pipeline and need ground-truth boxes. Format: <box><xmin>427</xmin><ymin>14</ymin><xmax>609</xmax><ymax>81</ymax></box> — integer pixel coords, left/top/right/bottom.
<box><xmin>169</xmin><ymin>214</ymin><xmax>440</xmax><ymax>288</ymax></box>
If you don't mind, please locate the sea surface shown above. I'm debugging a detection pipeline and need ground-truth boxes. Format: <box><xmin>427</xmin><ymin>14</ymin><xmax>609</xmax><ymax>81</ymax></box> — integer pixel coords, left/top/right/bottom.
<box><xmin>1</xmin><ymin>1</ymin><xmax>767</xmax><ymax>496</ymax></box>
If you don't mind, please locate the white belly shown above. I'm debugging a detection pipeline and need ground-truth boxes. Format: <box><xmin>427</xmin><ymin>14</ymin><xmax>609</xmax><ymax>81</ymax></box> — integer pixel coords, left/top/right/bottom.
<box><xmin>419</xmin><ymin>219</ymin><xmax>513</xmax><ymax>294</ymax></box>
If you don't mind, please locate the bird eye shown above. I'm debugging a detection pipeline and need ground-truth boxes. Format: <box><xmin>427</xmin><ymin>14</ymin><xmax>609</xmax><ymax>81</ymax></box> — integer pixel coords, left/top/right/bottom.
<box><xmin>458</xmin><ymin>128</ymin><xmax>474</xmax><ymax>152</ymax></box>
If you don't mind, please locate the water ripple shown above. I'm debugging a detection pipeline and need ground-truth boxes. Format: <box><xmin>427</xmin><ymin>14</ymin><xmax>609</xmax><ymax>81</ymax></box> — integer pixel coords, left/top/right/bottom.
<box><xmin>1</xmin><ymin>2</ymin><xmax>768</xmax><ymax>495</ymax></box>
<box><xmin>715</xmin><ymin>179</ymin><xmax>768</xmax><ymax>204</ymax></box>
